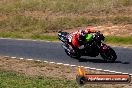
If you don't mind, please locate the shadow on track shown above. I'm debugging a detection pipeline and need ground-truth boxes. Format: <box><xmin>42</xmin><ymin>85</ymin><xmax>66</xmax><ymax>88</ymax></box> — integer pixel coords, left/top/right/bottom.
<box><xmin>78</xmin><ymin>58</ymin><xmax>130</xmax><ymax>64</ymax></box>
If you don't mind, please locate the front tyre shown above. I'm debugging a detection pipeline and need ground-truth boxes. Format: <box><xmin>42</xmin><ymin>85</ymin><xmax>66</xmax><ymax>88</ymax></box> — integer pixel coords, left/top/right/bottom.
<box><xmin>100</xmin><ymin>48</ymin><xmax>117</xmax><ymax>62</ymax></box>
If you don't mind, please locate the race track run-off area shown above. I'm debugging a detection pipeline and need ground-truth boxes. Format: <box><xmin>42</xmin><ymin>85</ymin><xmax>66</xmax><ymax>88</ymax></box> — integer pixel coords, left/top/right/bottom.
<box><xmin>0</xmin><ymin>38</ymin><xmax>132</xmax><ymax>74</ymax></box>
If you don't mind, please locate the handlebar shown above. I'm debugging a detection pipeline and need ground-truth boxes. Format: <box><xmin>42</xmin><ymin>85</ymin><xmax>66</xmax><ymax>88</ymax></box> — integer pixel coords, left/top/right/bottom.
<box><xmin>92</xmin><ymin>31</ymin><xmax>105</xmax><ymax>41</ymax></box>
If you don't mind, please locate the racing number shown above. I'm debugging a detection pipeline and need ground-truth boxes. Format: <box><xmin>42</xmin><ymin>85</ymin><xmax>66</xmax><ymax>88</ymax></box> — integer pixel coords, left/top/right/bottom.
<box><xmin>68</xmin><ymin>35</ymin><xmax>72</xmax><ymax>42</ymax></box>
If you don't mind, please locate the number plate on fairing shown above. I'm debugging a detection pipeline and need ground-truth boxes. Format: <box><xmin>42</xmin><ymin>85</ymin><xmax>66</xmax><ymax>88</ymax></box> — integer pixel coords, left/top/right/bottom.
<box><xmin>68</xmin><ymin>35</ymin><xmax>72</xmax><ymax>42</ymax></box>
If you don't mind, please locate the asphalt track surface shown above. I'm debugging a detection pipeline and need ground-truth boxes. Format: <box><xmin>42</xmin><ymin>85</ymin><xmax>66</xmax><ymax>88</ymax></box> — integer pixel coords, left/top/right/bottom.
<box><xmin>0</xmin><ymin>39</ymin><xmax>132</xmax><ymax>74</ymax></box>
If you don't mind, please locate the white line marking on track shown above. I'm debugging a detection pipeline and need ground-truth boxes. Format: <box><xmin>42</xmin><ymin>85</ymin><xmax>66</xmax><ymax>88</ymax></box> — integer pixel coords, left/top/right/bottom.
<box><xmin>70</xmin><ymin>65</ymin><xmax>76</xmax><ymax>67</ymax></box>
<box><xmin>27</xmin><ymin>59</ymin><xmax>33</xmax><ymax>61</ymax></box>
<box><xmin>2</xmin><ymin>54</ymin><xmax>132</xmax><ymax>76</ymax></box>
<box><xmin>49</xmin><ymin>62</ymin><xmax>55</xmax><ymax>64</ymax></box>
<box><xmin>11</xmin><ymin>57</ymin><xmax>16</xmax><ymax>59</ymax></box>
<box><xmin>4</xmin><ymin>56</ymin><xmax>10</xmax><ymax>58</ymax></box>
<box><xmin>19</xmin><ymin>58</ymin><xmax>24</xmax><ymax>60</ymax></box>
<box><xmin>80</xmin><ymin>66</ymin><xmax>84</xmax><ymax>67</ymax></box>
<box><xmin>103</xmin><ymin>70</ymin><xmax>110</xmax><ymax>72</ymax></box>
<box><xmin>44</xmin><ymin>61</ymin><xmax>48</xmax><ymax>63</ymax></box>
<box><xmin>84</xmin><ymin>67</ymin><xmax>90</xmax><ymax>69</ymax></box>
<box><xmin>123</xmin><ymin>47</ymin><xmax>128</xmax><ymax>48</ymax></box>
<box><xmin>114</xmin><ymin>72</ymin><xmax>122</xmax><ymax>74</ymax></box>
<box><xmin>36</xmin><ymin>60</ymin><xmax>41</xmax><ymax>62</ymax></box>
<box><xmin>129</xmin><ymin>74</ymin><xmax>132</xmax><ymax>76</ymax></box>
<box><xmin>122</xmin><ymin>73</ymin><xmax>129</xmax><ymax>74</ymax></box>
<box><xmin>96</xmin><ymin>69</ymin><xmax>103</xmax><ymax>71</ymax></box>
<box><xmin>109</xmin><ymin>71</ymin><xmax>116</xmax><ymax>73</ymax></box>
<box><xmin>56</xmin><ymin>63</ymin><xmax>63</xmax><ymax>65</ymax></box>
<box><xmin>89</xmin><ymin>68</ymin><xmax>96</xmax><ymax>70</ymax></box>
<box><xmin>63</xmin><ymin>64</ymin><xmax>70</xmax><ymax>66</ymax></box>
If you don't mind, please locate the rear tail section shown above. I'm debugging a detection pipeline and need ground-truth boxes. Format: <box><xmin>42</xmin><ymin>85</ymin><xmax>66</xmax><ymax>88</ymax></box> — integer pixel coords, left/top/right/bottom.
<box><xmin>58</xmin><ymin>31</ymin><xmax>69</xmax><ymax>42</ymax></box>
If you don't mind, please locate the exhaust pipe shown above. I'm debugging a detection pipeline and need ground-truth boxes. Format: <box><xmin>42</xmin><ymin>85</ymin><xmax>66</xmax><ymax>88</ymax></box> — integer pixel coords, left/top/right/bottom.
<box><xmin>62</xmin><ymin>44</ymin><xmax>71</xmax><ymax>52</ymax></box>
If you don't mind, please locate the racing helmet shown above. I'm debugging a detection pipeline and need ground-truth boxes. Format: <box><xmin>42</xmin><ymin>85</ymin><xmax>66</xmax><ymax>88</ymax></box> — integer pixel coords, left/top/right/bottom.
<box><xmin>85</xmin><ymin>27</ymin><xmax>95</xmax><ymax>33</ymax></box>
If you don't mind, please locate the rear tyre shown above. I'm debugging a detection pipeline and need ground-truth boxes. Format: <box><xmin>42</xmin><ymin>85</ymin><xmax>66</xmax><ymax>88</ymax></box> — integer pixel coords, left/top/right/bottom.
<box><xmin>100</xmin><ymin>48</ymin><xmax>117</xmax><ymax>62</ymax></box>
<box><xmin>65</xmin><ymin>49</ymin><xmax>81</xmax><ymax>59</ymax></box>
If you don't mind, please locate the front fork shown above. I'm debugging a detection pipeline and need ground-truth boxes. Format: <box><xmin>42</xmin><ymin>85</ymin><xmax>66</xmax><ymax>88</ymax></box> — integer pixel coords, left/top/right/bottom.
<box><xmin>99</xmin><ymin>43</ymin><xmax>110</xmax><ymax>53</ymax></box>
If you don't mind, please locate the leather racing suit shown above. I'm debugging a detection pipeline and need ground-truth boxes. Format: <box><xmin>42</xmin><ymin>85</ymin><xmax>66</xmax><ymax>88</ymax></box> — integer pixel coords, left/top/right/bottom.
<box><xmin>67</xmin><ymin>28</ymin><xmax>96</xmax><ymax>50</ymax></box>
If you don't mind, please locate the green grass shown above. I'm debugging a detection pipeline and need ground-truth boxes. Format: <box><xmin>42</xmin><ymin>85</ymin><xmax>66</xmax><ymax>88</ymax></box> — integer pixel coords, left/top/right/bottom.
<box><xmin>31</xmin><ymin>35</ymin><xmax>58</xmax><ymax>41</ymax></box>
<box><xmin>0</xmin><ymin>70</ymin><xmax>77</xmax><ymax>88</ymax></box>
<box><xmin>0</xmin><ymin>0</ymin><xmax>132</xmax><ymax>33</ymax></box>
<box><xmin>0</xmin><ymin>15</ymin><xmax>132</xmax><ymax>34</ymax></box>
<box><xmin>0</xmin><ymin>70</ymin><xmax>102</xmax><ymax>88</ymax></box>
<box><xmin>0</xmin><ymin>0</ymin><xmax>132</xmax><ymax>14</ymax></box>
<box><xmin>0</xmin><ymin>31</ymin><xmax>131</xmax><ymax>45</ymax></box>
<box><xmin>105</xmin><ymin>36</ymin><xmax>132</xmax><ymax>44</ymax></box>
<box><xmin>0</xmin><ymin>15</ymin><xmax>96</xmax><ymax>32</ymax></box>
<box><xmin>0</xmin><ymin>32</ymin><xmax>58</xmax><ymax>41</ymax></box>
<box><xmin>0</xmin><ymin>0</ymin><xmax>132</xmax><ymax>45</ymax></box>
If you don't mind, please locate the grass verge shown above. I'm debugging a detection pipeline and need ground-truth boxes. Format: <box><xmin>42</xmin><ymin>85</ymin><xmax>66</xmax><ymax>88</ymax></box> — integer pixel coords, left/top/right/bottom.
<box><xmin>0</xmin><ymin>0</ymin><xmax>132</xmax><ymax>15</ymax></box>
<box><xmin>0</xmin><ymin>70</ymin><xmax>84</xmax><ymax>88</ymax></box>
<box><xmin>0</xmin><ymin>32</ymin><xmax>131</xmax><ymax>45</ymax></box>
<box><xmin>0</xmin><ymin>70</ymin><xmax>79</xmax><ymax>88</ymax></box>
<box><xmin>105</xmin><ymin>36</ymin><xmax>132</xmax><ymax>45</ymax></box>
<box><xmin>0</xmin><ymin>15</ymin><xmax>132</xmax><ymax>34</ymax></box>
<box><xmin>0</xmin><ymin>56</ymin><xmax>129</xmax><ymax>88</ymax></box>
<box><xmin>1</xmin><ymin>0</ymin><xmax>131</xmax><ymax>34</ymax></box>
<box><xmin>0</xmin><ymin>0</ymin><xmax>132</xmax><ymax>46</ymax></box>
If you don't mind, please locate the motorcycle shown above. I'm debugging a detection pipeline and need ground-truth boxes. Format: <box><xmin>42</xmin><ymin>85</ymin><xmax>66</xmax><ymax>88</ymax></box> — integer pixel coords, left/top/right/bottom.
<box><xmin>58</xmin><ymin>31</ymin><xmax>117</xmax><ymax>62</ymax></box>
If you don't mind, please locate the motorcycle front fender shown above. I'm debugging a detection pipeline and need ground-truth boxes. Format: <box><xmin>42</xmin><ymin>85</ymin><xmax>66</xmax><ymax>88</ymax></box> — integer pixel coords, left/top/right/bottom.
<box><xmin>100</xmin><ymin>43</ymin><xmax>110</xmax><ymax>53</ymax></box>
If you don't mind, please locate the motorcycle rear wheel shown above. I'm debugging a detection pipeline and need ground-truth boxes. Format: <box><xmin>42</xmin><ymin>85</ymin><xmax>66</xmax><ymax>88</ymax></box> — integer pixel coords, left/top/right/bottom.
<box><xmin>65</xmin><ymin>49</ymin><xmax>81</xmax><ymax>59</ymax></box>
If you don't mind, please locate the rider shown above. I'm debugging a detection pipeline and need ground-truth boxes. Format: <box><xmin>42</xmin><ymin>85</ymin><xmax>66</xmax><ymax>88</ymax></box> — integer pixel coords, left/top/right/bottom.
<box><xmin>68</xmin><ymin>27</ymin><xmax>96</xmax><ymax>50</ymax></box>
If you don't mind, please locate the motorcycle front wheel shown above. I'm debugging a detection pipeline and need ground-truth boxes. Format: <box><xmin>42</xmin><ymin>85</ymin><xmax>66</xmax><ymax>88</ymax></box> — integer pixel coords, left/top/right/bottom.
<box><xmin>100</xmin><ymin>48</ymin><xmax>117</xmax><ymax>62</ymax></box>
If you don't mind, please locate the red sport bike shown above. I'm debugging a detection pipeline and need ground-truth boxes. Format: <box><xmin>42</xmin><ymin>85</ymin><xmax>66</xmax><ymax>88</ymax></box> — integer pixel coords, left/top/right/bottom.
<box><xmin>58</xmin><ymin>31</ymin><xmax>117</xmax><ymax>62</ymax></box>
